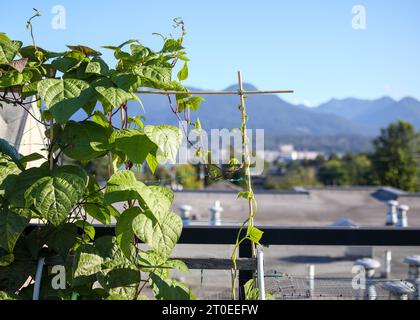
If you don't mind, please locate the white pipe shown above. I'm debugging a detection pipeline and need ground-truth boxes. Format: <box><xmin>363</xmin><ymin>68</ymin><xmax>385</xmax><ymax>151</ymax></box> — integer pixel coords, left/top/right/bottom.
<box><xmin>384</xmin><ymin>250</ymin><xmax>392</xmax><ymax>278</ymax></box>
<box><xmin>32</xmin><ymin>257</ymin><xmax>45</xmax><ymax>300</ymax></box>
<box><xmin>386</xmin><ymin>200</ymin><xmax>398</xmax><ymax>226</ymax></box>
<box><xmin>397</xmin><ymin>205</ymin><xmax>409</xmax><ymax>227</ymax></box>
<box><xmin>307</xmin><ymin>264</ymin><xmax>315</xmax><ymax>295</ymax></box>
<box><xmin>257</xmin><ymin>248</ymin><xmax>265</xmax><ymax>300</ymax></box>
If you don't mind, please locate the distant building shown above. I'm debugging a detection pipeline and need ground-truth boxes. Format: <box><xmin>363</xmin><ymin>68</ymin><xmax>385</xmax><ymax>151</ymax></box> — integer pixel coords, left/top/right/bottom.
<box><xmin>257</xmin><ymin>150</ymin><xmax>281</xmax><ymax>163</ymax></box>
<box><xmin>278</xmin><ymin>144</ymin><xmax>320</xmax><ymax>161</ymax></box>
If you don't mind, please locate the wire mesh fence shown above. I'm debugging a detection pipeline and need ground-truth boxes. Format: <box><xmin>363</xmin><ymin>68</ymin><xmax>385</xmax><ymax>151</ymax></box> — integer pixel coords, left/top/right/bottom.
<box><xmin>200</xmin><ymin>270</ymin><xmax>420</xmax><ymax>300</ymax></box>
<box><xmin>264</xmin><ymin>270</ymin><xmax>419</xmax><ymax>300</ymax></box>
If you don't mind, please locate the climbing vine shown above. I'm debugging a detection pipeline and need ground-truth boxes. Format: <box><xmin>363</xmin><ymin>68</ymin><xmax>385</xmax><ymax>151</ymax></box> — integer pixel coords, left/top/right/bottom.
<box><xmin>0</xmin><ymin>11</ymin><xmax>201</xmax><ymax>300</ymax></box>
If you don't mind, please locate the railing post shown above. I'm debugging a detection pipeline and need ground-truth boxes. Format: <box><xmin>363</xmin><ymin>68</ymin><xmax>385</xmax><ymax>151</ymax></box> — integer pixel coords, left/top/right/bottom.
<box><xmin>238</xmin><ymin>242</ymin><xmax>253</xmax><ymax>300</ymax></box>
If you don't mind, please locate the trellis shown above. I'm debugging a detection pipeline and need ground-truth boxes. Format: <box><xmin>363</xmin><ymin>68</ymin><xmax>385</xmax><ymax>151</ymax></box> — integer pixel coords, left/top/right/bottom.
<box><xmin>138</xmin><ymin>70</ymin><xmax>293</xmax><ymax>299</ymax></box>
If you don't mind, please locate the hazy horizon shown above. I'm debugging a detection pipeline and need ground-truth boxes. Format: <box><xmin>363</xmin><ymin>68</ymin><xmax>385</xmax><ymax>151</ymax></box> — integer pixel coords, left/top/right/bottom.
<box><xmin>2</xmin><ymin>0</ymin><xmax>420</xmax><ymax>107</ymax></box>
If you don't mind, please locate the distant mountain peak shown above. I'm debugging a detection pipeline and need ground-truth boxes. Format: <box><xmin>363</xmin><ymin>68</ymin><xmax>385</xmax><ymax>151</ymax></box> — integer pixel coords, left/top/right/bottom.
<box><xmin>398</xmin><ymin>97</ymin><xmax>418</xmax><ymax>105</ymax></box>
<box><xmin>323</xmin><ymin>96</ymin><xmax>395</xmax><ymax>105</ymax></box>
<box><xmin>377</xmin><ymin>96</ymin><xmax>395</xmax><ymax>104</ymax></box>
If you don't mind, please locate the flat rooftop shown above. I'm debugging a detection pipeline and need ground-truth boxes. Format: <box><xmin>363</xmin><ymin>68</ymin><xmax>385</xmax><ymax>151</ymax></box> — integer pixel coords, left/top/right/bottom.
<box><xmin>173</xmin><ymin>187</ymin><xmax>420</xmax><ymax>227</ymax></box>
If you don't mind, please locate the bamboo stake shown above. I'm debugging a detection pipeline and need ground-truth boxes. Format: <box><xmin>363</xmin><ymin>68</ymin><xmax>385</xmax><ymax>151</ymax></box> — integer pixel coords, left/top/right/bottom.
<box><xmin>135</xmin><ymin>89</ymin><xmax>294</xmax><ymax>95</ymax></box>
<box><xmin>237</xmin><ymin>70</ymin><xmax>256</xmax><ymax>259</ymax></box>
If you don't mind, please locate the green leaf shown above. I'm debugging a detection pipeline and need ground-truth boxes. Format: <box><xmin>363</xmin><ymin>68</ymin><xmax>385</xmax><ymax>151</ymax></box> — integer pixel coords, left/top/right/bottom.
<box><xmin>85</xmin><ymin>56</ymin><xmax>109</xmax><ymax>75</ymax></box>
<box><xmin>73</xmin><ymin>244</ymin><xmax>103</xmax><ymax>286</ymax></box>
<box><xmin>104</xmin><ymin>171</ymin><xmax>174</xmax><ymax>218</ymax></box>
<box><xmin>149</xmin><ymin>273</ymin><xmax>194</xmax><ymax>300</ymax></box>
<box><xmin>164</xmin><ymin>259</ymin><xmax>189</xmax><ymax>273</ymax></box>
<box><xmin>102</xmin><ymin>39</ymin><xmax>140</xmax><ymax>51</ymax></box>
<box><xmin>177</xmin><ymin>96</ymin><xmax>204</xmax><ymax>112</ymax></box>
<box><xmin>94</xmin><ymin>236</ymin><xmax>127</xmax><ymax>262</ymax></box>
<box><xmin>85</xmin><ymin>62</ymin><xmax>100</xmax><ymax>75</ymax></box>
<box><xmin>115</xmin><ymin>208</ymin><xmax>139</xmax><ymax>259</ymax></box>
<box><xmin>244</xmin><ymin>279</ymin><xmax>259</xmax><ymax>300</ymax></box>
<box><xmin>97</xmin><ymin>267</ymin><xmax>140</xmax><ymax>300</ymax></box>
<box><xmin>0</xmin><ymin>206</ymin><xmax>30</xmax><ymax>252</ymax></box>
<box><xmin>247</xmin><ymin>226</ymin><xmax>263</xmax><ymax>243</ymax></box>
<box><xmin>0</xmin><ymin>33</ymin><xmax>10</xmax><ymax>42</ymax></box>
<box><xmin>59</xmin><ymin>121</ymin><xmax>113</xmax><ymax>161</ymax></box>
<box><xmin>91</xmin><ymin>111</ymin><xmax>112</xmax><ymax>128</ymax></box>
<box><xmin>111</xmin><ymin>73</ymin><xmax>141</xmax><ymax>91</ymax></box>
<box><xmin>137</xmin><ymin>250</ymin><xmax>168</xmax><ymax>269</ymax></box>
<box><xmin>66</xmin><ymin>45</ymin><xmax>101</xmax><ymax>57</ymax></box>
<box><xmin>237</xmin><ymin>191</ymin><xmax>253</xmax><ymax>200</ymax></box>
<box><xmin>113</xmin><ymin>129</ymin><xmax>157</xmax><ymax>164</ymax></box>
<box><xmin>94</xmin><ymin>82</ymin><xmax>134</xmax><ymax>108</ymax></box>
<box><xmin>144</xmin><ymin>125</ymin><xmax>182</xmax><ymax>163</ymax></box>
<box><xmin>2</xmin><ymin>166</ymin><xmax>49</xmax><ymax>208</ymax></box>
<box><xmin>84</xmin><ymin>204</ymin><xmax>113</xmax><ymax>225</ymax></box>
<box><xmin>0</xmin><ymin>291</ymin><xmax>19</xmax><ymax>300</ymax></box>
<box><xmin>37</xmin><ymin>78</ymin><xmax>94</xmax><ymax>123</ymax></box>
<box><xmin>146</xmin><ymin>153</ymin><xmax>159</xmax><ymax>174</ymax></box>
<box><xmin>0</xmin><ymin>253</ymin><xmax>14</xmax><ymax>267</ymax></box>
<box><xmin>161</xmin><ymin>39</ymin><xmax>184</xmax><ymax>53</ymax></box>
<box><xmin>0</xmin><ymin>70</ymin><xmax>32</xmax><ymax>88</ymax></box>
<box><xmin>46</xmin><ymin>223</ymin><xmax>78</xmax><ymax>258</ymax></box>
<box><xmin>132</xmin><ymin>210</ymin><xmax>182</xmax><ymax>259</ymax></box>
<box><xmin>83</xmin><ymin>177</ymin><xmax>119</xmax><ymax>224</ymax></box>
<box><xmin>177</xmin><ymin>62</ymin><xmax>188</xmax><ymax>81</ymax></box>
<box><xmin>19</xmin><ymin>153</ymin><xmax>45</xmax><ymax>165</ymax></box>
<box><xmin>75</xmin><ymin>220</ymin><xmax>95</xmax><ymax>240</ymax></box>
<box><xmin>94</xmin><ymin>237</ymin><xmax>137</xmax><ymax>277</ymax></box>
<box><xmin>51</xmin><ymin>56</ymin><xmax>83</xmax><ymax>73</ymax></box>
<box><xmin>195</xmin><ymin>118</ymin><xmax>202</xmax><ymax>130</ymax></box>
<box><xmin>104</xmin><ymin>170</ymin><xmax>149</xmax><ymax>205</ymax></box>
<box><xmin>0</xmin><ymin>39</ymin><xmax>22</xmax><ymax>64</ymax></box>
<box><xmin>0</xmin><ymin>239</ymin><xmax>36</xmax><ymax>292</ymax></box>
<box><xmin>24</xmin><ymin>166</ymin><xmax>87</xmax><ymax>226</ymax></box>
<box><xmin>146</xmin><ymin>186</ymin><xmax>174</xmax><ymax>213</ymax></box>
<box><xmin>133</xmin><ymin>65</ymin><xmax>171</xmax><ymax>88</ymax></box>
<box><xmin>21</xmin><ymin>80</ymin><xmax>40</xmax><ymax>98</ymax></box>
<box><xmin>243</xmin><ymin>278</ymin><xmax>274</xmax><ymax>300</ymax></box>
<box><xmin>19</xmin><ymin>45</ymin><xmax>62</xmax><ymax>62</ymax></box>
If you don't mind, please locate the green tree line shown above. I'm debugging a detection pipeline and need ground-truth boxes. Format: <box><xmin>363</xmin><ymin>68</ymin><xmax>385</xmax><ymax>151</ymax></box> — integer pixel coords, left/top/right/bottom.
<box><xmin>266</xmin><ymin>120</ymin><xmax>420</xmax><ymax>192</ymax></box>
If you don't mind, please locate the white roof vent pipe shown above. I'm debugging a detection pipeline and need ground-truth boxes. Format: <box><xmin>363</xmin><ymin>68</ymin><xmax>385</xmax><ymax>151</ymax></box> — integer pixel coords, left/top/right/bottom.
<box><xmin>397</xmin><ymin>204</ymin><xmax>409</xmax><ymax>227</ymax></box>
<box><xmin>381</xmin><ymin>250</ymin><xmax>392</xmax><ymax>279</ymax></box>
<box><xmin>307</xmin><ymin>264</ymin><xmax>315</xmax><ymax>297</ymax></box>
<box><xmin>403</xmin><ymin>255</ymin><xmax>420</xmax><ymax>300</ymax></box>
<box><xmin>210</xmin><ymin>200</ymin><xmax>223</xmax><ymax>226</ymax></box>
<box><xmin>179</xmin><ymin>205</ymin><xmax>192</xmax><ymax>225</ymax></box>
<box><xmin>354</xmin><ymin>258</ymin><xmax>381</xmax><ymax>300</ymax></box>
<box><xmin>386</xmin><ymin>200</ymin><xmax>398</xmax><ymax>226</ymax></box>
<box><xmin>404</xmin><ymin>255</ymin><xmax>420</xmax><ymax>281</ymax></box>
<box><xmin>383</xmin><ymin>280</ymin><xmax>415</xmax><ymax>300</ymax></box>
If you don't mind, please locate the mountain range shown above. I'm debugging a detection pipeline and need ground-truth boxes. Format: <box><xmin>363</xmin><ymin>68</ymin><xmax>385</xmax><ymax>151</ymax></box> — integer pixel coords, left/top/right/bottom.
<box><xmin>126</xmin><ymin>83</ymin><xmax>420</xmax><ymax>136</ymax></box>
<box><xmin>72</xmin><ymin>83</ymin><xmax>420</xmax><ymax>153</ymax></box>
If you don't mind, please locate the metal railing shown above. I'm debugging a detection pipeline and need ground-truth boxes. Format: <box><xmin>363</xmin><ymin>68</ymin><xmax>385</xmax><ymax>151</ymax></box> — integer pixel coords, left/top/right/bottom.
<box><xmin>27</xmin><ymin>225</ymin><xmax>420</xmax><ymax>300</ymax></box>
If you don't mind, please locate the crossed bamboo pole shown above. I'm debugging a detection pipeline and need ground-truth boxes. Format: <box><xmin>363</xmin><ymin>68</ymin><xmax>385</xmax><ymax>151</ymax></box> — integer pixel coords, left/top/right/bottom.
<box><xmin>135</xmin><ymin>89</ymin><xmax>294</xmax><ymax>95</ymax></box>
<box><xmin>137</xmin><ymin>73</ymin><xmax>294</xmax><ymax>248</ymax></box>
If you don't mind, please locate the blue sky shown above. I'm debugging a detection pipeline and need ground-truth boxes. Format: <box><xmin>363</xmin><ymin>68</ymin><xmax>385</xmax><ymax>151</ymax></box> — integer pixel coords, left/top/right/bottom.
<box><xmin>1</xmin><ymin>0</ymin><xmax>419</xmax><ymax>106</ymax></box>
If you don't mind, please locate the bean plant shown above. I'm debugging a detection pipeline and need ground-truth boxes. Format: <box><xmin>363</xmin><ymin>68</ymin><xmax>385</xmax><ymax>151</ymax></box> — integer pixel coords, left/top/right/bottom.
<box><xmin>0</xmin><ymin>11</ymin><xmax>266</xmax><ymax>300</ymax></box>
<box><xmin>0</xmin><ymin>13</ymin><xmax>203</xmax><ymax>300</ymax></box>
